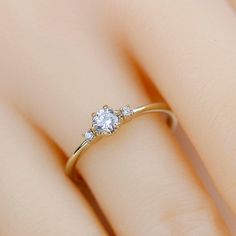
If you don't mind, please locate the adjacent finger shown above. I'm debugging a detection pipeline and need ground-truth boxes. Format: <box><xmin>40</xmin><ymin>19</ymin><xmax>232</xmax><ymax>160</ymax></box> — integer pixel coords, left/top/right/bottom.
<box><xmin>0</xmin><ymin>102</ymin><xmax>107</xmax><ymax>236</ymax></box>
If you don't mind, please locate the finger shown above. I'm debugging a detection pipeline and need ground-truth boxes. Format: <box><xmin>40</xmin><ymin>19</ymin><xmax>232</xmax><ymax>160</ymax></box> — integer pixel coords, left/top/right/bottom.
<box><xmin>107</xmin><ymin>0</ymin><xmax>236</xmax><ymax>216</ymax></box>
<box><xmin>0</xmin><ymin>102</ymin><xmax>107</xmax><ymax>236</ymax></box>
<box><xmin>228</xmin><ymin>0</ymin><xmax>236</xmax><ymax>10</ymax></box>
<box><xmin>0</xmin><ymin>1</ymin><xmax>229</xmax><ymax>235</ymax></box>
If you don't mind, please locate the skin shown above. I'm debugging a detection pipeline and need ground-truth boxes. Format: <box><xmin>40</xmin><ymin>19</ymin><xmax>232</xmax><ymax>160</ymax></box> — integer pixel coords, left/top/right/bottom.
<box><xmin>0</xmin><ymin>0</ymin><xmax>236</xmax><ymax>235</ymax></box>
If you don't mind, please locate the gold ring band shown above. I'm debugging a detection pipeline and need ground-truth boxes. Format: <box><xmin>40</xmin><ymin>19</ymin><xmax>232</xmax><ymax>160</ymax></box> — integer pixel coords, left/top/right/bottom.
<box><xmin>65</xmin><ymin>102</ymin><xmax>177</xmax><ymax>182</ymax></box>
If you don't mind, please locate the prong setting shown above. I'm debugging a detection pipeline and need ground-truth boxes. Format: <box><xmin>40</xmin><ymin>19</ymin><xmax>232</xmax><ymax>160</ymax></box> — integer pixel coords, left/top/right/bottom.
<box><xmin>83</xmin><ymin>105</ymin><xmax>134</xmax><ymax>141</ymax></box>
<box><xmin>91</xmin><ymin>105</ymin><xmax>120</xmax><ymax>136</ymax></box>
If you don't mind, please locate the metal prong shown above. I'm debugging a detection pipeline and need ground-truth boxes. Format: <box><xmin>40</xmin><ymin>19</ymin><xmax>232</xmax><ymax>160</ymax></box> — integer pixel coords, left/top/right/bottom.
<box><xmin>103</xmin><ymin>105</ymin><xmax>109</xmax><ymax>109</ymax></box>
<box><xmin>91</xmin><ymin>112</ymin><xmax>96</xmax><ymax>117</ymax></box>
<box><xmin>114</xmin><ymin>109</ymin><xmax>121</xmax><ymax>116</ymax></box>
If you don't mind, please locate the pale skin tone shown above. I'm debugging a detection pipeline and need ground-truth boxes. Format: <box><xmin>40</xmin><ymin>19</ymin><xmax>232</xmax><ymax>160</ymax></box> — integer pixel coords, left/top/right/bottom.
<box><xmin>0</xmin><ymin>0</ymin><xmax>236</xmax><ymax>235</ymax></box>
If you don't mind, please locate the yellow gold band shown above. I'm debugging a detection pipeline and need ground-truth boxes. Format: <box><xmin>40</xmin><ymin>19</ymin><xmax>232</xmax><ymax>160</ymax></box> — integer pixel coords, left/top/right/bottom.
<box><xmin>65</xmin><ymin>102</ymin><xmax>177</xmax><ymax>182</ymax></box>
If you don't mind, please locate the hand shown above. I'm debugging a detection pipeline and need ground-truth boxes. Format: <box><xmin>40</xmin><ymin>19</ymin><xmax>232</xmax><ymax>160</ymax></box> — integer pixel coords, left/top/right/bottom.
<box><xmin>0</xmin><ymin>1</ymin><xmax>236</xmax><ymax>235</ymax></box>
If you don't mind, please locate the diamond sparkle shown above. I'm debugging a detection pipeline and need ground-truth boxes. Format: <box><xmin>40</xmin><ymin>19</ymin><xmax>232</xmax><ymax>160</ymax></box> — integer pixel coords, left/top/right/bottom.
<box><xmin>84</xmin><ymin>130</ymin><xmax>94</xmax><ymax>141</ymax></box>
<box><xmin>92</xmin><ymin>106</ymin><xmax>120</xmax><ymax>135</ymax></box>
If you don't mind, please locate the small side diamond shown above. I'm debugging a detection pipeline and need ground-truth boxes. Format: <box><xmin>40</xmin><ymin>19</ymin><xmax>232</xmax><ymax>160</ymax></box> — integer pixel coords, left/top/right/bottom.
<box><xmin>121</xmin><ymin>105</ymin><xmax>133</xmax><ymax>117</ymax></box>
<box><xmin>84</xmin><ymin>130</ymin><xmax>94</xmax><ymax>141</ymax></box>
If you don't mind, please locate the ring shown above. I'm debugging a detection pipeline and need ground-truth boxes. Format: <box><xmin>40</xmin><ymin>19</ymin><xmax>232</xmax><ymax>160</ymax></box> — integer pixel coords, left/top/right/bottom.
<box><xmin>65</xmin><ymin>102</ymin><xmax>177</xmax><ymax>182</ymax></box>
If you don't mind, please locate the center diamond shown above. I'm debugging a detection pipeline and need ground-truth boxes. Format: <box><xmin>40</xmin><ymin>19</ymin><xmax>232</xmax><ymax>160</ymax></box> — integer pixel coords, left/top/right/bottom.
<box><xmin>92</xmin><ymin>106</ymin><xmax>120</xmax><ymax>135</ymax></box>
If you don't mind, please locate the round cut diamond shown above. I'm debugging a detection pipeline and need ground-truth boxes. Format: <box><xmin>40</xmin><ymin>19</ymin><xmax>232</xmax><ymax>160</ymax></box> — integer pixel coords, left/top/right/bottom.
<box><xmin>121</xmin><ymin>105</ymin><xmax>133</xmax><ymax>117</ymax></box>
<box><xmin>84</xmin><ymin>130</ymin><xmax>94</xmax><ymax>141</ymax></box>
<box><xmin>92</xmin><ymin>107</ymin><xmax>120</xmax><ymax>135</ymax></box>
